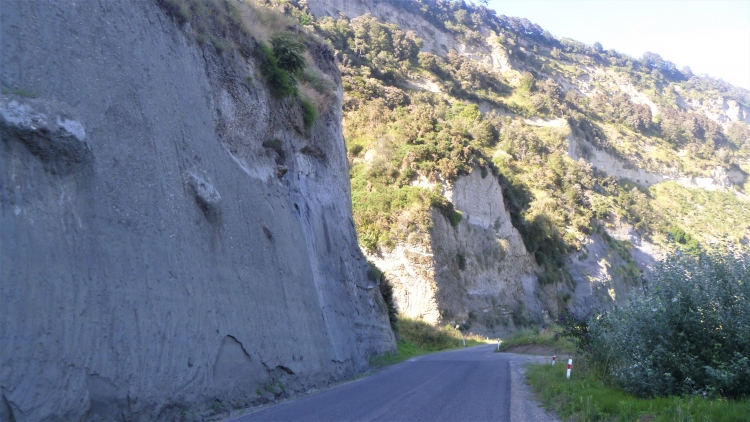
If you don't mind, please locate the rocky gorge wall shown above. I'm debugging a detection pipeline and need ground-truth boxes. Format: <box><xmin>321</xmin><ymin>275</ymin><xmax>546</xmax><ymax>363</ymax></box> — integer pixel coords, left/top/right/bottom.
<box><xmin>306</xmin><ymin>0</ymin><xmax>513</xmax><ymax>73</ymax></box>
<box><xmin>0</xmin><ymin>1</ymin><xmax>395</xmax><ymax>421</ymax></box>
<box><xmin>367</xmin><ymin>169</ymin><xmax>557</xmax><ymax>334</ymax></box>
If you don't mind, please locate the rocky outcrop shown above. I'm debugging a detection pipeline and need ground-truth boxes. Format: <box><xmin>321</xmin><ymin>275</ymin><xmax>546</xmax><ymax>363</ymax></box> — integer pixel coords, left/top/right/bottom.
<box><xmin>568</xmin><ymin>133</ymin><xmax>746</xmax><ymax>190</ymax></box>
<box><xmin>567</xmin><ymin>133</ymin><xmax>670</xmax><ymax>186</ymax></box>
<box><xmin>307</xmin><ymin>0</ymin><xmax>459</xmax><ymax>56</ymax></box>
<box><xmin>676</xmin><ymin>94</ymin><xmax>750</xmax><ymax>127</ymax></box>
<box><xmin>306</xmin><ymin>0</ymin><xmax>512</xmax><ymax>73</ymax></box>
<box><xmin>432</xmin><ymin>170</ymin><xmax>554</xmax><ymax>332</ymax></box>
<box><xmin>565</xmin><ymin>221</ymin><xmax>662</xmax><ymax>315</ymax></box>
<box><xmin>368</xmin><ymin>169</ymin><xmax>555</xmax><ymax>334</ymax></box>
<box><xmin>0</xmin><ymin>1</ymin><xmax>394</xmax><ymax>421</ymax></box>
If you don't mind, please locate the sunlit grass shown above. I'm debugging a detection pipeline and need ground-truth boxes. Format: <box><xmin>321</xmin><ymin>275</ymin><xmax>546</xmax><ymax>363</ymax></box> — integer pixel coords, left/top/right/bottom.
<box><xmin>526</xmin><ymin>360</ymin><xmax>750</xmax><ymax>421</ymax></box>
<box><xmin>370</xmin><ymin>317</ymin><xmax>490</xmax><ymax>367</ymax></box>
<box><xmin>497</xmin><ymin>326</ymin><xmax>576</xmax><ymax>354</ymax></box>
<box><xmin>650</xmin><ymin>181</ymin><xmax>750</xmax><ymax>245</ymax></box>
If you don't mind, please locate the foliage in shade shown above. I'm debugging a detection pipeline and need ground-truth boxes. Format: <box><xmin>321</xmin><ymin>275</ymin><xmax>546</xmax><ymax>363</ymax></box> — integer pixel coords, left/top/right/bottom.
<box><xmin>588</xmin><ymin>247</ymin><xmax>750</xmax><ymax>399</ymax></box>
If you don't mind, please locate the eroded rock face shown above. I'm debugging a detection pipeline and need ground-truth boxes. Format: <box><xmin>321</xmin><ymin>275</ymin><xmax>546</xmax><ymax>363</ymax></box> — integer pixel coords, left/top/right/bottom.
<box><xmin>307</xmin><ymin>0</ymin><xmax>459</xmax><ymax>56</ymax></box>
<box><xmin>567</xmin><ymin>133</ymin><xmax>744</xmax><ymax>190</ymax></box>
<box><xmin>565</xmin><ymin>231</ymin><xmax>652</xmax><ymax>315</ymax></box>
<box><xmin>431</xmin><ymin>169</ymin><xmax>551</xmax><ymax>333</ymax></box>
<box><xmin>369</xmin><ymin>169</ymin><xmax>554</xmax><ymax>334</ymax></box>
<box><xmin>305</xmin><ymin>0</ymin><xmax>513</xmax><ymax>72</ymax></box>
<box><xmin>676</xmin><ymin>95</ymin><xmax>750</xmax><ymax>127</ymax></box>
<box><xmin>0</xmin><ymin>1</ymin><xmax>394</xmax><ymax>420</ymax></box>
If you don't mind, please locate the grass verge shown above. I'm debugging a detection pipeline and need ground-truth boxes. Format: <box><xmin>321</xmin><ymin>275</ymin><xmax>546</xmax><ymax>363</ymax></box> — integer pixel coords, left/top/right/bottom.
<box><xmin>526</xmin><ymin>360</ymin><xmax>750</xmax><ymax>421</ymax></box>
<box><xmin>498</xmin><ymin>326</ymin><xmax>576</xmax><ymax>354</ymax></box>
<box><xmin>370</xmin><ymin>317</ymin><xmax>489</xmax><ymax>367</ymax></box>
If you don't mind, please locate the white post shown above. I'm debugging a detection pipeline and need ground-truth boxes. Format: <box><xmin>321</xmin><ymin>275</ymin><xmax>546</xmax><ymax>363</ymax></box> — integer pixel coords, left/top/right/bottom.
<box><xmin>497</xmin><ymin>340</ymin><xmax>501</xmax><ymax>351</ymax></box>
<box><xmin>566</xmin><ymin>359</ymin><xmax>572</xmax><ymax>379</ymax></box>
<box><xmin>552</xmin><ymin>355</ymin><xmax>556</xmax><ymax>366</ymax></box>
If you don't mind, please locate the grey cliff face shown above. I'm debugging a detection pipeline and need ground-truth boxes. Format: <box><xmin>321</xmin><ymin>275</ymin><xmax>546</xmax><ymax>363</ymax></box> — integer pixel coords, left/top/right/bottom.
<box><xmin>0</xmin><ymin>1</ymin><xmax>394</xmax><ymax>421</ymax></box>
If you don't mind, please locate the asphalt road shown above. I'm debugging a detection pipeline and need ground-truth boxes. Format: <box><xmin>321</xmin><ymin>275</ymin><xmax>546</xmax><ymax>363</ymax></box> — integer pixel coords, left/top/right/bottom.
<box><xmin>231</xmin><ymin>345</ymin><xmax>553</xmax><ymax>422</ymax></box>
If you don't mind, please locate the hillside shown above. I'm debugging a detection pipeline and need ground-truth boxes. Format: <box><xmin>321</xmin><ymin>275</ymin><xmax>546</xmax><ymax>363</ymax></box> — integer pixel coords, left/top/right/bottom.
<box><xmin>287</xmin><ymin>0</ymin><xmax>750</xmax><ymax>329</ymax></box>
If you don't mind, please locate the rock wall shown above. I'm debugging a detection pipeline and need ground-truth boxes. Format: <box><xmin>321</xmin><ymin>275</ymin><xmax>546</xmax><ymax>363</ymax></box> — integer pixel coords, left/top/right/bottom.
<box><xmin>565</xmin><ymin>226</ymin><xmax>654</xmax><ymax>315</ymax></box>
<box><xmin>676</xmin><ymin>94</ymin><xmax>750</xmax><ymax>127</ymax></box>
<box><xmin>368</xmin><ymin>169</ymin><xmax>554</xmax><ymax>334</ymax></box>
<box><xmin>431</xmin><ymin>170</ymin><xmax>554</xmax><ymax>333</ymax></box>
<box><xmin>0</xmin><ymin>1</ymin><xmax>394</xmax><ymax>421</ymax></box>
<box><xmin>307</xmin><ymin>0</ymin><xmax>459</xmax><ymax>56</ymax></box>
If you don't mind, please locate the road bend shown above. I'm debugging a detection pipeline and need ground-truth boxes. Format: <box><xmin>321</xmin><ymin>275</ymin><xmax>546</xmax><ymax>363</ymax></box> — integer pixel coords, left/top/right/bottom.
<box><xmin>230</xmin><ymin>345</ymin><xmax>555</xmax><ymax>422</ymax></box>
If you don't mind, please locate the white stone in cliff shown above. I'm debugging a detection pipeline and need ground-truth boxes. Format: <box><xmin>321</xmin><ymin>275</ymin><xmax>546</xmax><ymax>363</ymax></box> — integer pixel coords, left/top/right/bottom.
<box><xmin>373</xmin><ymin>169</ymin><xmax>552</xmax><ymax>334</ymax></box>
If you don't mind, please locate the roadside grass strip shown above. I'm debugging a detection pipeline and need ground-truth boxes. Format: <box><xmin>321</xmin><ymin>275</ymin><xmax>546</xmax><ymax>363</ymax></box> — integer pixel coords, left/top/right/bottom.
<box><xmin>497</xmin><ymin>326</ymin><xmax>576</xmax><ymax>354</ymax></box>
<box><xmin>525</xmin><ymin>360</ymin><xmax>750</xmax><ymax>421</ymax></box>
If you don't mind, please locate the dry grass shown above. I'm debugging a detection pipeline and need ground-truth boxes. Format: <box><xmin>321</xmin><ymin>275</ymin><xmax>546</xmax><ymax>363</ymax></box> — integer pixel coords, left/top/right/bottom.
<box><xmin>158</xmin><ymin>0</ymin><xmax>336</xmax><ymax>119</ymax></box>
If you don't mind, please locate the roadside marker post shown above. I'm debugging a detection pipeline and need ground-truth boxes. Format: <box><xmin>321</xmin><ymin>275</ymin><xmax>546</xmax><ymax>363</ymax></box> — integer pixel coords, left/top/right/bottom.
<box><xmin>552</xmin><ymin>355</ymin><xmax>556</xmax><ymax>366</ymax></box>
<box><xmin>566</xmin><ymin>359</ymin><xmax>572</xmax><ymax>379</ymax></box>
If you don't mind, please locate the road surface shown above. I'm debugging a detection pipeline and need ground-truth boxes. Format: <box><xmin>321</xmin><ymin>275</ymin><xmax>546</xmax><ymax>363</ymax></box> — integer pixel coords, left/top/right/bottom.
<box><xmin>229</xmin><ymin>345</ymin><xmax>557</xmax><ymax>422</ymax></box>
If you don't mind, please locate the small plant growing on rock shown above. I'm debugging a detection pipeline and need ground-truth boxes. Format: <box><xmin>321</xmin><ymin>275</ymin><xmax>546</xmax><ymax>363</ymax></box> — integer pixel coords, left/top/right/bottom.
<box><xmin>301</xmin><ymin>99</ymin><xmax>317</xmax><ymax>129</ymax></box>
<box><xmin>270</xmin><ymin>33</ymin><xmax>306</xmax><ymax>76</ymax></box>
<box><xmin>257</xmin><ymin>43</ymin><xmax>297</xmax><ymax>98</ymax></box>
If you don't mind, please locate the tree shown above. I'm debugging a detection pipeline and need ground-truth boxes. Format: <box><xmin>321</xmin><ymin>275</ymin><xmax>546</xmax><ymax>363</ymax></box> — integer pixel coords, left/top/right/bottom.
<box><xmin>727</xmin><ymin>122</ymin><xmax>750</xmax><ymax>149</ymax></box>
<box><xmin>680</xmin><ymin>65</ymin><xmax>694</xmax><ymax>78</ymax></box>
<box><xmin>592</xmin><ymin>41</ymin><xmax>603</xmax><ymax>53</ymax></box>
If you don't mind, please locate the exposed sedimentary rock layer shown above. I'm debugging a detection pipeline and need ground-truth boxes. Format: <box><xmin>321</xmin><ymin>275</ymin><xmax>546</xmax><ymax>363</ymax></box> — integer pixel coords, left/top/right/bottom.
<box><xmin>0</xmin><ymin>1</ymin><xmax>394</xmax><ymax>420</ymax></box>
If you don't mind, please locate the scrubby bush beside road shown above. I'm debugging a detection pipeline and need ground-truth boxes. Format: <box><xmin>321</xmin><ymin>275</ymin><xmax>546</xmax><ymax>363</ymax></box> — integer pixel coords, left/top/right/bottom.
<box><xmin>588</xmin><ymin>247</ymin><xmax>750</xmax><ymax>399</ymax></box>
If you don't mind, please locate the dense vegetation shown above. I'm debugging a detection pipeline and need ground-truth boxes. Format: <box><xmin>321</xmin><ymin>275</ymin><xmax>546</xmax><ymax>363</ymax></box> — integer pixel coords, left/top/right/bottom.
<box><xmin>537</xmin><ymin>247</ymin><xmax>750</xmax><ymax>418</ymax></box>
<box><xmin>587</xmin><ymin>248</ymin><xmax>750</xmax><ymax>399</ymax></box>
<box><xmin>527</xmin><ymin>361</ymin><xmax>750</xmax><ymax>421</ymax></box>
<box><xmin>224</xmin><ymin>0</ymin><xmax>750</xmax><ymax>292</ymax></box>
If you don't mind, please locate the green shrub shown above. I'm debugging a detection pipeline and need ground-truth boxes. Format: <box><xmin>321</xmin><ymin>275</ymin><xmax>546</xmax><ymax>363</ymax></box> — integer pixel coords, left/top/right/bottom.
<box><xmin>589</xmin><ymin>247</ymin><xmax>750</xmax><ymax>399</ymax></box>
<box><xmin>256</xmin><ymin>43</ymin><xmax>297</xmax><ymax>98</ymax></box>
<box><xmin>457</xmin><ymin>254</ymin><xmax>466</xmax><ymax>270</ymax></box>
<box><xmin>301</xmin><ymin>99</ymin><xmax>317</xmax><ymax>129</ymax></box>
<box><xmin>448</xmin><ymin>210</ymin><xmax>463</xmax><ymax>227</ymax></box>
<box><xmin>367</xmin><ymin>262</ymin><xmax>382</xmax><ymax>282</ymax></box>
<box><xmin>380</xmin><ymin>277</ymin><xmax>399</xmax><ymax>333</ymax></box>
<box><xmin>556</xmin><ymin>308</ymin><xmax>593</xmax><ymax>353</ymax></box>
<box><xmin>270</xmin><ymin>33</ymin><xmax>306</xmax><ymax>75</ymax></box>
<box><xmin>262</xmin><ymin>138</ymin><xmax>282</xmax><ymax>149</ymax></box>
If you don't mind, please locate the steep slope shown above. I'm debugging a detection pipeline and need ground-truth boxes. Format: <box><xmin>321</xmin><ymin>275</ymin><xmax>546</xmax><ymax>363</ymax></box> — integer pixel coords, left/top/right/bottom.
<box><xmin>0</xmin><ymin>1</ymin><xmax>394</xmax><ymax>420</ymax></box>
<box><xmin>291</xmin><ymin>0</ymin><xmax>750</xmax><ymax>329</ymax></box>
